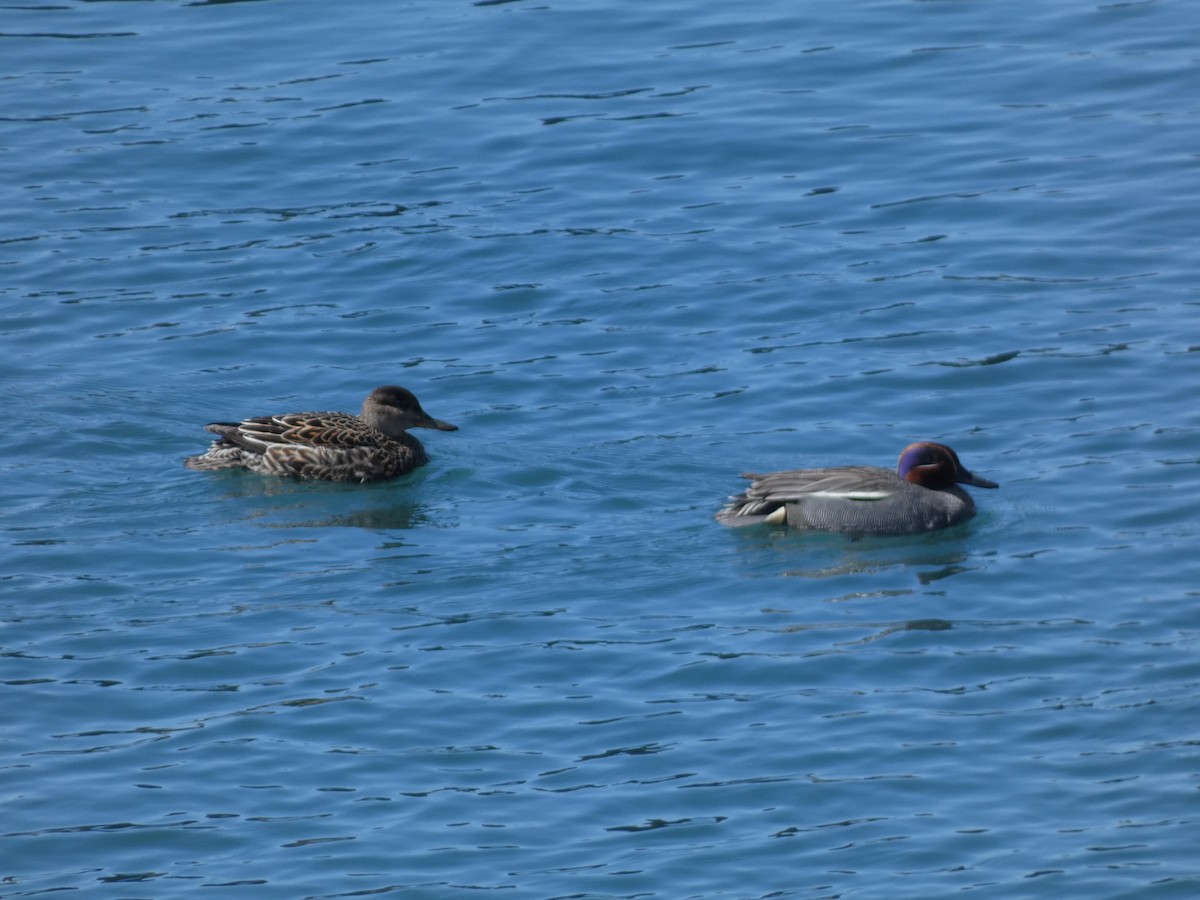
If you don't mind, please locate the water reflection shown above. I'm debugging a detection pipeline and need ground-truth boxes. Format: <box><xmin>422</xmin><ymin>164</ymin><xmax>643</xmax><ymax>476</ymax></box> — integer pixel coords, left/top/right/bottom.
<box><xmin>197</xmin><ymin>472</ymin><xmax>448</xmax><ymax>530</ymax></box>
<box><xmin>775</xmin><ymin>538</ymin><xmax>977</xmax><ymax>582</ymax></box>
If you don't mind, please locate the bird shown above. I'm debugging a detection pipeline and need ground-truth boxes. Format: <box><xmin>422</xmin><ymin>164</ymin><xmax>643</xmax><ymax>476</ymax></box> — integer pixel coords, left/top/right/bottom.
<box><xmin>184</xmin><ymin>385</ymin><xmax>457</xmax><ymax>483</ymax></box>
<box><xmin>716</xmin><ymin>441</ymin><xmax>997</xmax><ymax>535</ymax></box>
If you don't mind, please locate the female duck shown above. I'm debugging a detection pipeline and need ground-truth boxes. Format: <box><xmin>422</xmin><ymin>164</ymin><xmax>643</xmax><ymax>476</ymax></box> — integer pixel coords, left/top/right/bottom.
<box><xmin>185</xmin><ymin>385</ymin><xmax>457</xmax><ymax>483</ymax></box>
<box><xmin>716</xmin><ymin>441</ymin><xmax>997</xmax><ymax>535</ymax></box>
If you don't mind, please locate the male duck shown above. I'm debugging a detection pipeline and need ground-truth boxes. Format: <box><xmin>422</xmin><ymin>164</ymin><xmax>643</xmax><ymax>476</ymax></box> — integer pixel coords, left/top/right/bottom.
<box><xmin>184</xmin><ymin>385</ymin><xmax>458</xmax><ymax>483</ymax></box>
<box><xmin>716</xmin><ymin>441</ymin><xmax>997</xmax><ymax>535</ymax></box>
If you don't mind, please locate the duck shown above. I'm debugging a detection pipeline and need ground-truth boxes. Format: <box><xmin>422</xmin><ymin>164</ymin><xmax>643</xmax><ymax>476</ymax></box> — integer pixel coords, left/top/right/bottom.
<box><xmin>184</xmin><ymin>385</ymin><xmax>458</xmax><ymax>483</ymax></box>
<box><xmin>716</xmin><ymin>441</ymin><xmax>997</xmax><ymax>535</ymax></box>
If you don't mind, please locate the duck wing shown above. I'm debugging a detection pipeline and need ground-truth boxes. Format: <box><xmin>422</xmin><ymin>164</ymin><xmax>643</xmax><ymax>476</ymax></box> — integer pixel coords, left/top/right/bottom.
<box><xmin>206</xmin><ymin>411</ymin><xmax>388</xmax><ymax>454</ymax></box>
<box><xmin>738</xmin><ymin>466</ymin><xmax>895</xmax><ymax>502</ymax></box>
<box><xmin>716</xmin><ymin>465</ymin><xmax>897</xmax><ymax>526</ymax></box>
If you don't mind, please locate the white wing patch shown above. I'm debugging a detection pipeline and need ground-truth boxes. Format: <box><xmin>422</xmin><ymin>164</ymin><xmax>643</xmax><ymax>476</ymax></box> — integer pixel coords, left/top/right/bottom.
<box><xmin>806</xmin><ymin>491</ymin><xmax>891</xmax><ymax>501</ymax></box>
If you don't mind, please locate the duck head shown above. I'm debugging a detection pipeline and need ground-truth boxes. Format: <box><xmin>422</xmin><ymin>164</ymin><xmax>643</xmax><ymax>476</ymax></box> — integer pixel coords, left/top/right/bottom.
<box><xmin>897</xmin><ymin>442</ymin><xmax>998</xmax><ymax>491</ymax></box>
<box><xmin>362</xmin><ymin>385</ymin><xmax>458</xmax><ymax>438</ymax></box>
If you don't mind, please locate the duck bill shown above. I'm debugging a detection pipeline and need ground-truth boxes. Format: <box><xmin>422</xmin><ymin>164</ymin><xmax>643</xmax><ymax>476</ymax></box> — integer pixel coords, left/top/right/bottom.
<box><xmin>959</xmin><ymin>470</ymin><xmax>998</xmax><ymax>489</ymax></box>
<box><xmin>416</xmin><ymin>414</ymin><xmax>458</xmax><ymax>432</ymax></box>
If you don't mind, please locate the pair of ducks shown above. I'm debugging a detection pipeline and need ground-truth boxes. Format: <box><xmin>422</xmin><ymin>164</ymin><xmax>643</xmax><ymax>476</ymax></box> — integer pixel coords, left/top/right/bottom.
<box><xmin>185</xmin><ymin>385</ymin><xmax>998</xmax><ymax>536</ymax></box>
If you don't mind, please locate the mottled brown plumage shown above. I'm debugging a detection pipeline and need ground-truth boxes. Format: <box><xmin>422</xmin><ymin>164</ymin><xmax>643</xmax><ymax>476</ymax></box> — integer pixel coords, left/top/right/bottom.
<box><xmin>185</xmin><ymin>386</ymin><xmax>457</xmax><ymax>483</ymax></box>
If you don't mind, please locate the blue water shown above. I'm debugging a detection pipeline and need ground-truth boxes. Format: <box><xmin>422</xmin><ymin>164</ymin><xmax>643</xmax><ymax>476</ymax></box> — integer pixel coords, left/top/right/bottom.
<box><xmin>3</xmin><ymin>0</ymin><xmax>1199</xmax><ymax>896</ymax></box>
